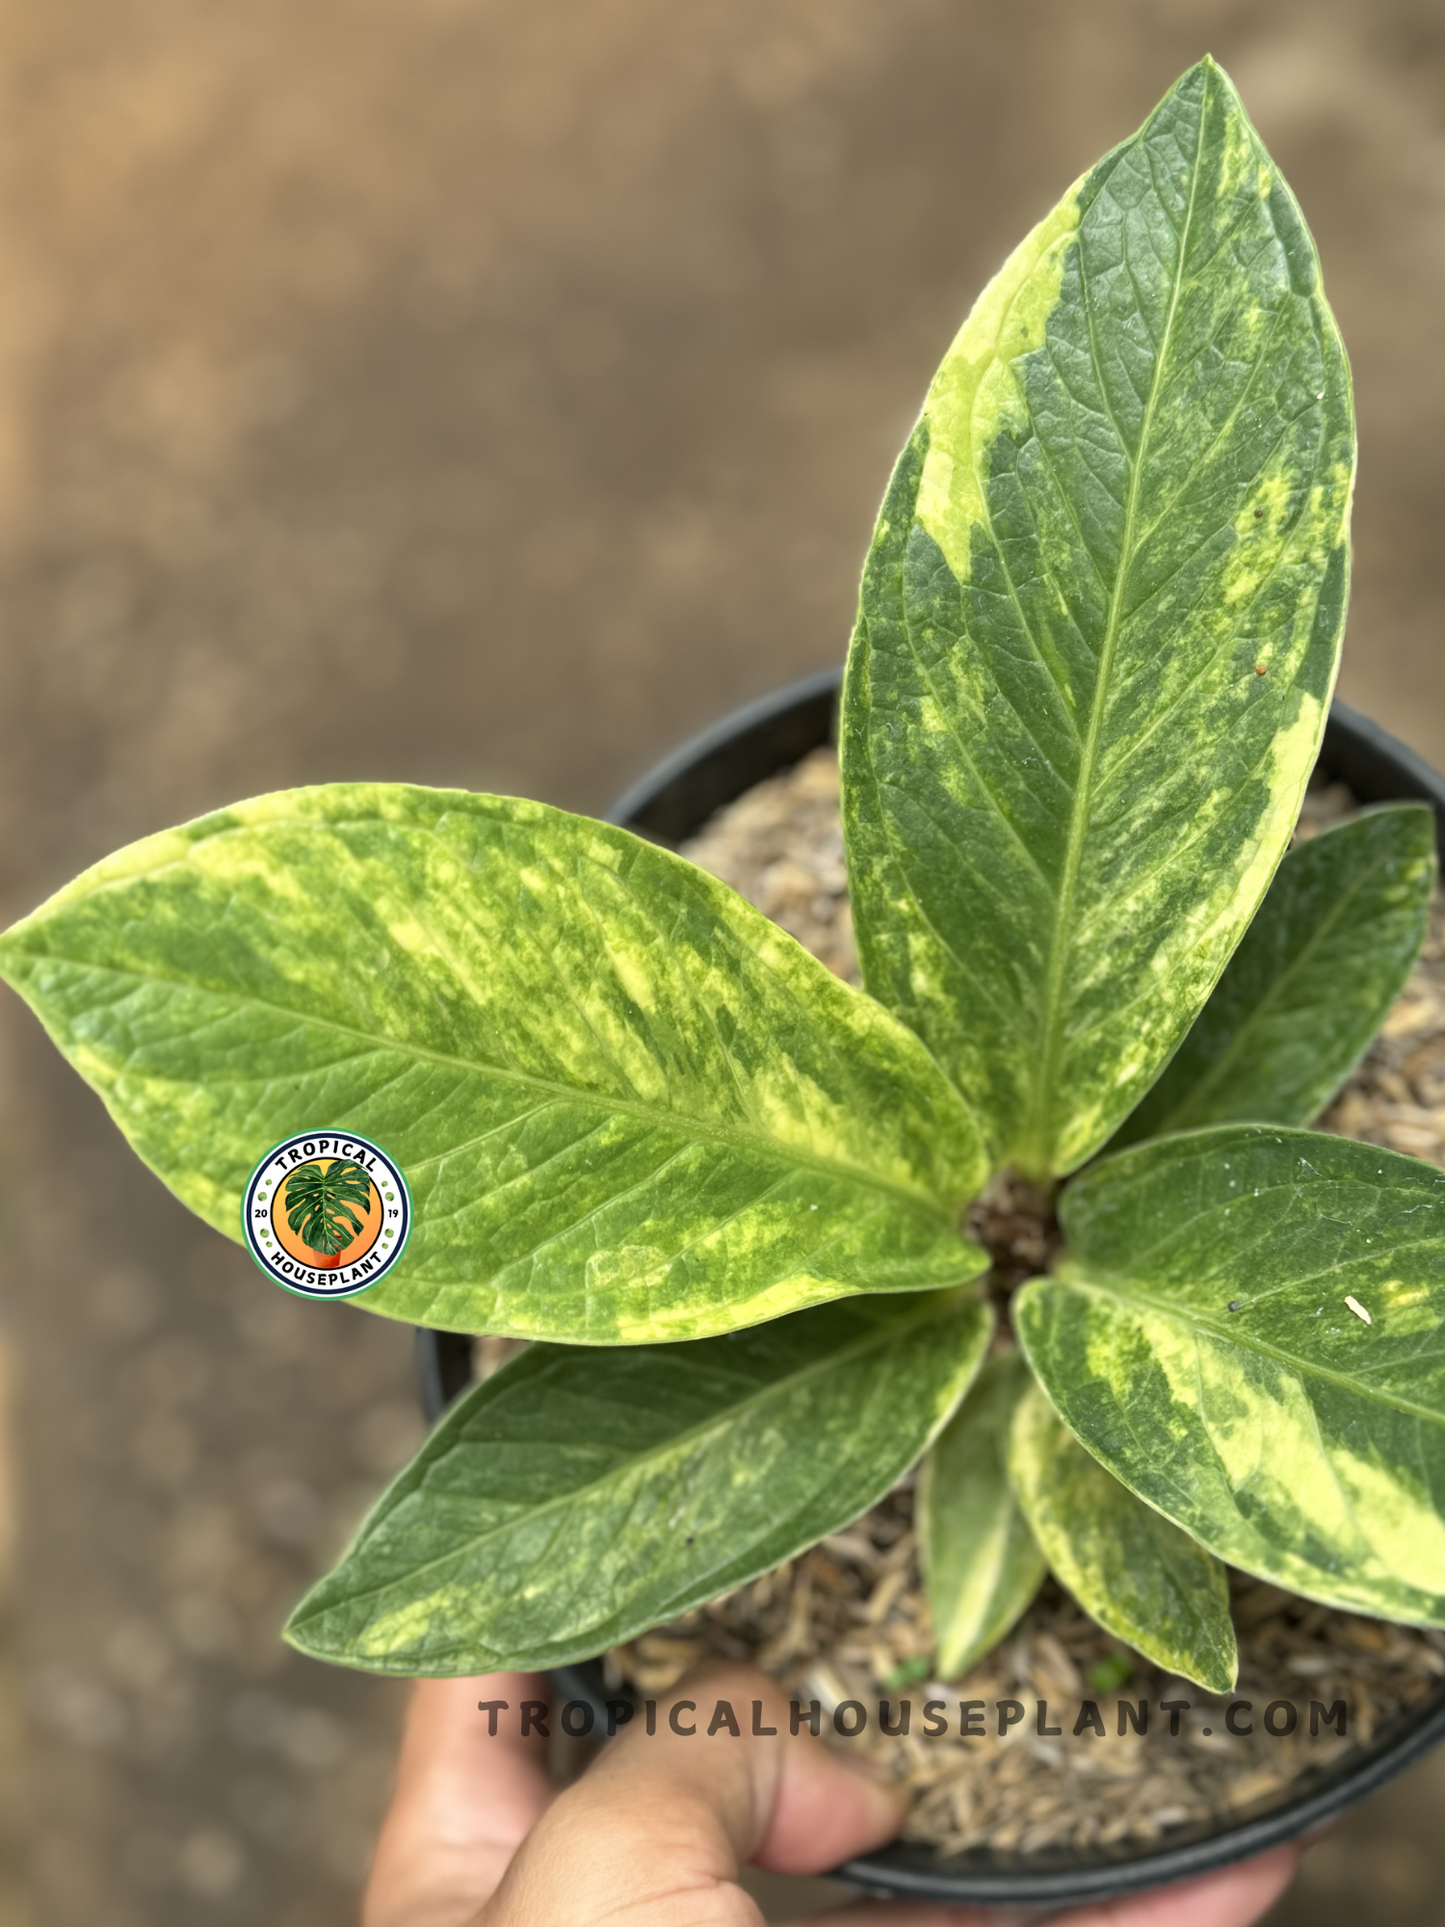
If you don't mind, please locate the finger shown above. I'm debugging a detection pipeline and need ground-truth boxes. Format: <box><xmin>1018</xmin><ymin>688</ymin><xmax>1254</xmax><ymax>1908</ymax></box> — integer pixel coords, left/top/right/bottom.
<box><xmin>793</xmin><ymin>1839</ymin><xmax>1300</xmax><ymax>1927</ymax></box>
<box><xmin>365</xmin><ymin>1672</ymin><xmax>555</xmax><ymax>1927</ymax></box>
<box><xmin>1064</xmin><ymin>1845</ymin><xmax>1299</xmax><ymax>1927</ymax></box>
<box><xmin>796</xmin><ymin>1910</ymin><xmax>1000</xmax><ymax>1926</ymax></box>
<box><xmin>479</xmin><ymin>1662</ymin><xmax>908</xmax><ymax>1924</ymax></box>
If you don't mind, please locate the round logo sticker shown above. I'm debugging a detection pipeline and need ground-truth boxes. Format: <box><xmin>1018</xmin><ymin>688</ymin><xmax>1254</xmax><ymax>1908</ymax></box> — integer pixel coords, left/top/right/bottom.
<box><xmin>242</xmin><ymin>1131</ymin><xmax>411</xmax><ymax>1299</ymax></box>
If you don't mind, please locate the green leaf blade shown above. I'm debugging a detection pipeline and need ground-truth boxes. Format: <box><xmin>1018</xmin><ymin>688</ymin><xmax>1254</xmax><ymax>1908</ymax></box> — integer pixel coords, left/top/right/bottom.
<box><xmin>285</xmin><ymin>1290</ymin><xmax>993</xmax><ymax>1674</ymax></box>
<box><xmin>918</xmin><ymin>1351</ymin><xmax>1047</xmax><ymax>1678</ymax></box>
<box><xmin>284</xmin><ymin>1158</ymin><xmax>374</xmax><ymax>1256</ymax></box>
<box><xmin>1018</xmin><ymin>1126</ymin><xmax>1445</xmax><ymax>1624</ymax></box>
<box><xmin>1112</xmin><ymin>804</ymin><xmax>1435</xmax><ymax>1146</ymax></box>
<box><xmin>1007</xmin><ymin>1378</ymin><xmax>1237</xmax><ymax>1693</ymax></box>
<box><xmin>842</xmin><ymin>57</ymin><xmax>1354</xmax><ymax>1177</ymax></box>
<box><xmin>0</xmin><ymin>785</ymin><xmax>988</xmax><ymax>1342</ymax></box>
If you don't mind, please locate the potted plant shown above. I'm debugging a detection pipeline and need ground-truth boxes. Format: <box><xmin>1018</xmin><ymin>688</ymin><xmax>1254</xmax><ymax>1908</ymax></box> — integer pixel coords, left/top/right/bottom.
<box><xmin>4</xmin><ymin>56</ymin><xmax>1445</xmax><ymax>1906</ymax></box>
<box><xmin>516</xmin><ymin>669</ymin><xmax>1445</xmax><ymax>1907</ymax></box>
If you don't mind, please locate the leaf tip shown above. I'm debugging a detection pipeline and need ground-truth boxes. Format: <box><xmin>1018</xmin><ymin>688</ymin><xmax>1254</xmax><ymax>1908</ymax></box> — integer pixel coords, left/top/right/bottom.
<box><xmin>1206</xmin><ymin>1654</ymin><xmax>1241</xmax><ymax>1699</ymax></box>
<box><xmin>279</xmin><ymin>1613</ymin><xmax>325</xmax><ymax>1665</ymax></box>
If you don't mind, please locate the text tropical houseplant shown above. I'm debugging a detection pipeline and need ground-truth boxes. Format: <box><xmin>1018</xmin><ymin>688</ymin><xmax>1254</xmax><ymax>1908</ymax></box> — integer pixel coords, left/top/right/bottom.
<box><xmin>2</xmin><ymin>59</ymin><xmax>1442</xmax><ymax>1702</ymax></box>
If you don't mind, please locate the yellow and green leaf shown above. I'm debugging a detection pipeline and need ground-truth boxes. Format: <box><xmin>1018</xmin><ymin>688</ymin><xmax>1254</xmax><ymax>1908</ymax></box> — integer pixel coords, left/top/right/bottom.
<box><xmin>1112</xmin><ymin>804</ymin><xmax>1435</xmax><ymax>1147</ymax></box>
<box><xmin>0</xmin><ymin>784</ymin><xmax>987</xmax><ymax>1342</ymax></box>
<box><xmin>841</xmin><ymin>57</ymin><xmax>1354</xmax><ymax>1178</ymax></box>
<box><xmin>1008</xmin><ymin>1380</ymin><xmax>1236</xmax><ymax>1692</ymax></box>
<box><xmin>286</xmin><ymin>1290</ymin><xmax>992</xmax><ymax>1674</ymax></box>
<box><xmin>918</xmin><ymin>1350</ymin><xmax>1047</xmax><ymax>1678</ymax></box>
<box><xmin>1019</xmin><ymin>1127</ymin><xmax>1445</xmax><ymax>1624</ymax></box>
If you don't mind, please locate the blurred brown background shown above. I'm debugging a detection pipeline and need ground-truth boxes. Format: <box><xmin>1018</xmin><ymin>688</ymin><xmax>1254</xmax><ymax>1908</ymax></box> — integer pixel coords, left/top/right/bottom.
<box><xmin>0</xmin><ymin>0</ymin><xmax>1440</xmax><ymax>1920</ymax></box>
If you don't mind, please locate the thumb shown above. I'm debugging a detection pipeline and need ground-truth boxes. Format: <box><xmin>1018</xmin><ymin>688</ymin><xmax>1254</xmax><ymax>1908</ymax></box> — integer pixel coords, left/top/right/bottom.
<box><xmin>364</xmin><ymin>1673</ymin><xmax>555</xmax><ymax>1927</ymax></box>
<box><xmin>478</xmin><ymin>1661</ymin><xmax>907</xmax><ymax>1924</ymax></box>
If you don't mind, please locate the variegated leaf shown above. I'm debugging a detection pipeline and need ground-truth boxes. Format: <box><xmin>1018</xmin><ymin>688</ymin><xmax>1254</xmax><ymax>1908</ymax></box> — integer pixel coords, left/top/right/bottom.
<box><xmin>1008</xmin><ymin>1379</ymin><xmax>1237</xmax><ymax>1692</ymax></box>
<box><xmin>1018</xmin><ymin>1126</ymin><xmax>1445</xmax><ymax>1624</ymax></box>
<box><xmin>286</xmin><ymin>1290</ymin><xmax>992</xmax><ymax>1673</ymax></box>
<box><xmin>841</xmin><ymin>57</ymin><xmax>1354</xmax><ymax>1178</ymax></box>
<box><xmin>918</xmin><ymin>1350</ymin><xmax>1047</xmax><ymax>1678</ymax></box>
<box><xmin>0</xmin><ymin>785</ymin><xmax>987</xmax><ymax>1343</ymax></box>
<box><xmin>1112</xmin><ymin>804</ymin><xmax>1435</xmax><ymax>1147</ymax></box>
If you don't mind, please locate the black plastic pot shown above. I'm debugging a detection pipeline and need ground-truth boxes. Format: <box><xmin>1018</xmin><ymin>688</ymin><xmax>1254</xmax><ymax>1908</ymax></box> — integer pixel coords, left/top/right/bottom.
<box><xmin>417</xmin><ymin>667</ymin><xmax>1445</xmax><ymax>1909</ymax></box>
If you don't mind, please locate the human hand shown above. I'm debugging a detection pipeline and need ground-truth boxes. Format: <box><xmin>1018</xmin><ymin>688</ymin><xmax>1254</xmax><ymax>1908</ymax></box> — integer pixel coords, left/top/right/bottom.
<box><xmin>363</xmin><ymin>1663</ymin><xmax>1298</xmax><ymax>1926</ymax></box>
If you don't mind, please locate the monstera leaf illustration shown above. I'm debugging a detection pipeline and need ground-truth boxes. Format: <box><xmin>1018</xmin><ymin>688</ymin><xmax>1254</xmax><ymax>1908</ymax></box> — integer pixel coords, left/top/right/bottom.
<box><xmin>284</xmin><ymin>1160</ymin><xmax>373</xmax><ymax>1259</ymax></box>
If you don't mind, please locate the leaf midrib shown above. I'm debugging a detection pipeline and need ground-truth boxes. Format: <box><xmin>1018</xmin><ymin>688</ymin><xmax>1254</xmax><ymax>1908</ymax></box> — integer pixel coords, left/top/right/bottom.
<box><xmin>1053</xmin><ymin>1270</ymin><xmax>1445</xmax><ymax>1430</ymax></box>
<box><xmin>298</xmin><ymin>1293</ymin><xmax>984</xmax><ymax>1621</ymax></box>
<box><xmin>1020</xmin><ymin>103</ymin><xmax>1209</xmax><ymax>1175</ymax></box>
<box><xmin>6</xmin><ymin>946</ymin><xmax>955</xmax><ymax>1219</ymax></box>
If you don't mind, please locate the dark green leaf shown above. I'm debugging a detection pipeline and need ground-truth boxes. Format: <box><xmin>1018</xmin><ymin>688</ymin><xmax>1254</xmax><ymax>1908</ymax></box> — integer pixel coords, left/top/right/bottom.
<box><xmin>841</xmin><ymin>58</ymin><xmax>1354</xmax><ymax>1178</ymax></box>
<box><xmin>1112</xmin><ymin>805</ymin><xmax>1435</xmax><ymax>1147</ymax></box>
<box><xmin>1018</xmin><ymin>1126</ymin><xmax>1445</xmax><ymax>1623</ymax></box>
<box><xmin>285</xmin><ymin>1289</ymin><xmax>993</xmax><ymax>1674</ymax></box>
<box><xmin>283</xmin><ymin>1159</ymin><xmax>374</xmax><ymax>1256</ymax></box>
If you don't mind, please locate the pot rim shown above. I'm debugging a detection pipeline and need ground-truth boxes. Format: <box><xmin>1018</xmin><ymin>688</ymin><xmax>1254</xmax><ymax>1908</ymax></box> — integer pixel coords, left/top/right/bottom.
<box><xmin>417</xmin><ymin>667</ymin><xmax>1445</xmax><ymax>1907</ymax></box>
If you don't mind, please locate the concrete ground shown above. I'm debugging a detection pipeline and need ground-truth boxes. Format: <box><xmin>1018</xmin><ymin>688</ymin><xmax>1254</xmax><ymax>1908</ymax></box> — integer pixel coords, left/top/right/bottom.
<box><xmin>0</xmin><ymin>0</ymin><xmax>1441</xmax><ymax>1919</ymax></box>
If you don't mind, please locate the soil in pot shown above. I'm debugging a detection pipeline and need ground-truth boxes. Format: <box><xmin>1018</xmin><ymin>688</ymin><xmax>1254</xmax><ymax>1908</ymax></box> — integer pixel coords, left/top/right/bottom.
<box><xmin>557</xmin><ymin>749</ymin><xmax>1445</xmax><ymax>1859</ymax></box>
